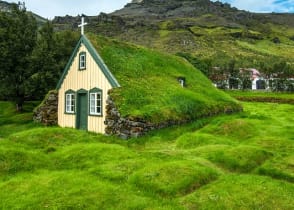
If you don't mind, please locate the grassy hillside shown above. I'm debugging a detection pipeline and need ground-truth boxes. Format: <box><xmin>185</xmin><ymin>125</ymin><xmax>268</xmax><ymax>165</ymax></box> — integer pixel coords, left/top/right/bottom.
<box><xmin>109</xmin><ymin>19</ymin><xmax>294</xmax><ymax>69</ymax></box>
<box><xmin>0</xmin><ymin>100</ymin><xmax>293</xmax><ymax>209</ymax></box>
<box><xmin>52</xmin><ymin>1</ymin><xmax>294</xmax><ymax>72</ymax></box>
<box><xmin>88</xmin><ymin>34</ymin><xmax>241</xmax><ymax>123</ymax></box>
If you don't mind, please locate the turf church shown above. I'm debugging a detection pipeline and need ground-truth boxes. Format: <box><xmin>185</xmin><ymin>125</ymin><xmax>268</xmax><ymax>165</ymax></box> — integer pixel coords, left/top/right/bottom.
<box><xmin>56</xmin><ymin>17</ymin><xmax>120</xmax><ymax>133</ymax></box>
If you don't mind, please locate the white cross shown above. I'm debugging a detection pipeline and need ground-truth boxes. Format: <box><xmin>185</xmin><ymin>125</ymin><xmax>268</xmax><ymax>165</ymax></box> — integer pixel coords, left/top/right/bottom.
<box><xmin>78</xmin><ymin>16</ymin><xmax>88</xmax><ymax>35</ymax></box>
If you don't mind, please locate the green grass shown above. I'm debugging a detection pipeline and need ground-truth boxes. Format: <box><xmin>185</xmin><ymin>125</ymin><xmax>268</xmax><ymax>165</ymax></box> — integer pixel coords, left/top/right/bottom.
<box><xmin>87</xmin><ymin>34</ymin><xmax>241</xmax><ymax>123</ymax></box>
<box><xmin>180</xmin><ymin>175</ymin><xmax>294</xmax><ymax>210</ymax></box>
<box><xmin>0</xmin><ymin>100</ymin><xmax>293</xmax><ymax>209</ymax></box>
<box><xmin>129</xmin><ymin>161</ymin><xmax>219</xmax><ymax>197</ymax></box>
<box><xmin>226</xmin><ymin>90</ymin><xmax>294</xmax><ymax>104</ymax></box>
<box><xmin>0</xmin><ymin>101</ymin><xmax>41</xmax><ymax>139</ymax></box>
<box><xmin>227</xmin><ymin>90</ymin><xmax>294</xmax><ymax>99</ymax></box>
<box><xmin>107</xmin><ymin>16</ymin><xmax>294</xmax><ymax>69</ymax></box>
<box><xmin>236</xmin><ymin>39</ymin><xmax>294</xmax><ymax>58</ymax></box>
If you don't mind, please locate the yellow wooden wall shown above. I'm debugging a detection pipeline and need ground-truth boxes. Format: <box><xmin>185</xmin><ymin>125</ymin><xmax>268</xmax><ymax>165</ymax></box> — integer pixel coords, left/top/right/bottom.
<box><xmin>58</xmin><ymin>44</ymin><xmax>113</xmax><ymax>134</ymax></box>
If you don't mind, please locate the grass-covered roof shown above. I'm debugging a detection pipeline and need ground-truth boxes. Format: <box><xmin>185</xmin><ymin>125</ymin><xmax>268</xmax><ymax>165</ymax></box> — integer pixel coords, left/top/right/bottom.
<box><xmin>86</xmin><ymin>34</ymin><xmax>241</xmax><ymax>123</ymax></box>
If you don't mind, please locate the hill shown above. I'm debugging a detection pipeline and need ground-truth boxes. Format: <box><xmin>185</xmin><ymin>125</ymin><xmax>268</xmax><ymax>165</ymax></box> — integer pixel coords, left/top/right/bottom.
<box><xmin>0</xmin><ymin>99</ymin><xmax>293</xmax><ymax>209</ymax></box>
<box><xmin>52</xmin><ymin>0</ymin><xmax>294</xmax><ymax>70</ymax></box>
<box><xmin>0</xmin><ymin>0</ymin><xmax>47</xmax><ymax>24</ymax></box>
<box><xmin>0</xmin><ymin>0</ymin><xmax>11</xmax><ymax>13</ymax></box>
<box><xmin>85</xmin><ymin>34</ymin><xmax>241</xmax><ymax>124</ymax></box>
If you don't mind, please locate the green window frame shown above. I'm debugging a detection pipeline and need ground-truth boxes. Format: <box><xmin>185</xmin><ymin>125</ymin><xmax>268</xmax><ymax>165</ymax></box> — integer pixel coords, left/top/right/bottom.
<box><xmin>65</xmin><ymin>90</ymin><xmax>76</xmax><ymax>114</ymax></box>
<box><xmin>79</xmin><ymin>52</ymin><xmax>86</xmax><ymax>70</ymax></box>
<box><xmin>89</xmin><ymin>88</ymin><xmax>102</xmax><ymax>116</ymax></box>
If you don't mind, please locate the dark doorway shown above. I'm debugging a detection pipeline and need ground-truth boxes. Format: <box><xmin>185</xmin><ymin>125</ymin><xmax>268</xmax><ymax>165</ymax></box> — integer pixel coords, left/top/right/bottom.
<box><xmin>76</xmin><ymin>91</ymin><xmax>88</xmax><ymax>130</ymax></box>
<box><xmin>256</xmin><ymin>80</ymin><xmax>266</xmax><ymax>89</ymax></box>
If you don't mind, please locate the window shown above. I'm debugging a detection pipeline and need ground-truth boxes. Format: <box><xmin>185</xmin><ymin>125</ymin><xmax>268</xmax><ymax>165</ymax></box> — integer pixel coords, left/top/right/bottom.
<box><xmin>65</xmin><ymin>91</ymin><xmax>75</xmax><ymax>114</ymax></box>
<box><xmin>178</xmin><ymin>77</ymin><xmax>186</xmax><ymax>88</ymax></box>
<box><xmin>89</xmin><ymin>88</ymin><xmax>102</xmax><ymax>116</ymax></box>
<box><xmin>79</xmin><ymin>52</ymin><xmax>86</xmax><ymax>70</ymax></box>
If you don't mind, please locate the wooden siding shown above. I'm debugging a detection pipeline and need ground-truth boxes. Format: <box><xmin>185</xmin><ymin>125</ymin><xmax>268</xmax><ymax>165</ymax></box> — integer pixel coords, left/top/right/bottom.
<box><xmin>58</xmin><ymin>44</ymin><xmax>113</xmax><ymax>133</ymax></box>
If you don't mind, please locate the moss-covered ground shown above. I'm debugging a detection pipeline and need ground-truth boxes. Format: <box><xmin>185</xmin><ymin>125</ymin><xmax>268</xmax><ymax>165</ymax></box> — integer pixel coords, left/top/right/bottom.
<box><xmin>0</xmin><ymin>100</ymin><xmax>293</xmax><ymax>209</ymax></box>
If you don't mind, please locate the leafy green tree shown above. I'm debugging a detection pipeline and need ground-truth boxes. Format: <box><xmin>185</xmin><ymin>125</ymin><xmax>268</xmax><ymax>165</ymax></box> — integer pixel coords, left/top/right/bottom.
<box><xmin>29</xmin><ymin>21</ymin><xmax>56</xmax><ymax>99</ymax></box>
<box><xmin>0</xmin><ymin>5</ymin><xmax>37</xmax><ymax>111</ymax></box>
<box><xmin>239</xmin><ymin>71</ymin><xmax>252</xmax><ymax>90</ymax></box>
<box><xmin>29</xmin><ymin>27</ymin><xmax>80</xmax><ymax>99</ymax></box>
<box><xmin>271</xmin><ymin>60</ymin><xmax>294</xmax><ymax>92</ymax></box>
<box><xmin>227</xmin><ymin>59</ymin><xmax>239</xmax><ymax>89</ymax></box>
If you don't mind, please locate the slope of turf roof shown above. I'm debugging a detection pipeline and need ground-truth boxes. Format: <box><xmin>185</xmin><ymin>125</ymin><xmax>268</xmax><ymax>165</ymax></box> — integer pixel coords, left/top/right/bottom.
<box><xmin>86</xmin><ymin>34</ymin><xmax>242</xmax><ymax>123</ymax></box>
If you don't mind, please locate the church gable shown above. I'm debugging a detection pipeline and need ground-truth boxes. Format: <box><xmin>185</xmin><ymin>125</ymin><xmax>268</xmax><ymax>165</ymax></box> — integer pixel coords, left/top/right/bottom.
<box><xmin>56</xmin><ymin>35</ymin><xmax>120</xmax><ymax>90</ymax></box>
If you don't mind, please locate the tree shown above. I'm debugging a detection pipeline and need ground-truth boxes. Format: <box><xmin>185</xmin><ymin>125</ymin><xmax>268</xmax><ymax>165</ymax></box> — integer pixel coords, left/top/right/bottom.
<box><xmin>30</xmin><ymin>24</ymin><xmax>80</xmax><ymax>99</ymax></box>
<box><xmin>239</xmin><ymin>70</ymin><xmax>252</xmax><ymax>90</ymax></box>
<box><xmin>0</xmin><ymin>5</ymin><xmax>37</xmax><ymax>111</ymax></box>
<box><xmin>227</xmin><ymin>59</ymin><xmax>239</xmax><ymax>89</ymax></box>
<box><xmin>29</xmin><ymin>26</ymin><xmax>80</xmax><ymax>99</ymax></box>
<box><xmin>29</xmin><ymin>21</ymin><xmax>58</xmax><ymax>99</ymax></box>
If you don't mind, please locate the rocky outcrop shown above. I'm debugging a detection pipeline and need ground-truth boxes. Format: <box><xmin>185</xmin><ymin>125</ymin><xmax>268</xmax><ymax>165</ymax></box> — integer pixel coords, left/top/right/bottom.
<box><xmin>33</xmin><ymin>90</ymin><xmax>58</xmax><ymax>126</ymax></box>
<box><xmin>131</xmin><ymin>0</ymin><xmax>143</xmax><ymax>3</ymax></box>
<box><xmin>0</xmin><ymin>1</ymin><xmax>13</xmax><ymax>12</ymax></box>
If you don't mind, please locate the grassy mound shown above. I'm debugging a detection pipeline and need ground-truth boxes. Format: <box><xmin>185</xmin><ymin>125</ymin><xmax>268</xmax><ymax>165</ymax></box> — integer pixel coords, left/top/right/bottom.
<box><xmin>129</xmin><ymin>161</ymin><xmax>219</xmax><ymax>197</ymax></box>
<box><xmin>176</xmin><ymin>132</ymin><xmax>234</xmax><ymax>149</ymax></box>
<box><xmin>203</xmin><ymin>118</ymin><xmax>257</xmax><ymax>140</ymax></box>
<box><xmin>8</xmin><ymin>127</ymin><xmax>101</xmax><ymax>152</ymax></box>
<box><xmin>0</xmin><ymin>171</ymin><xmax>171</xmax><ymax>209</ymax></box>
<box><xmin>0</xmin><ymin>101</ymin><xmax>293</xmax><ymax>208</ymax></box>
<box><xmin>180</xmin><ymin>175</ymin><xmax>294</xmax><ymax>210</ymax></box>
<box><xmin>257</xmin><ymin>155</ymin><xmax>294</xmax><ymax>182</ymax></box>
<box><xmin>54</xmin><ymin>143</ymin><xmax>138</xmax><ymax>170</ymax></box>
<box><xmin>88</xmin><ymin>34</ymin><xmax>241</xmax><ymax>123</ymax></box>
<box><xmin>0</xmin><ymin>146</ymin><xmax>50</xmax><ymax>176</ymax></box>
<box><xmin>206</xmin><ymin>146</ymin><xmax>273</xmax><ymax>173</ymax></box>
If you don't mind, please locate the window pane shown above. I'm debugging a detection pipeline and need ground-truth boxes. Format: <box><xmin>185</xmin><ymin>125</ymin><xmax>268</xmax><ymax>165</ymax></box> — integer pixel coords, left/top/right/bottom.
<box><xmin>65</xmin><ymin>93</ymin><xmax>75</xmax><ymax>113</ymax></box>
<box><xmin>96</xmin><ymin>99</ymin><xmax>101</xmax><ymax>107</ymax></box>
<box><xmin>90</xmin><ymin>100</ymin><xmax>95</xmax><ymax>107</ymax></box>
<box><xmin>90</xmin><ymin>93</ymin><xmax>95</xmax><ymax>114</ymax></box>
<box><xmin>80</xmin><ymin>54</ymin><xmax>86</xmax><ymax>69</ymax></box>
<box><xmin>89</xmin><ymin>91</ymin><xmax>102</xmax><ymax>115</ymax></box>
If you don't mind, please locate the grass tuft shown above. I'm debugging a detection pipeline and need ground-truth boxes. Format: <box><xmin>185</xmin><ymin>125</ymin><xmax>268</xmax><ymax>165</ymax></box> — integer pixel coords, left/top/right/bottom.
<box><xmin>129</xmin><ymin>161</ymin><xmax>219</xmax><ymax>197</ymax></box>
<box><xmin>176</xmin><ymin>132</ymin><xmax>234</xmax><ymax>149</ymax></box>
<box><xmin>180</xmin><ymin>175</ymin><xmax>294</xmax><ymax>210</ymax></box>
<box><xmin>206</xmin><ymin>146</ymin><xmax>273</xmax><ymax>172</ymax></box>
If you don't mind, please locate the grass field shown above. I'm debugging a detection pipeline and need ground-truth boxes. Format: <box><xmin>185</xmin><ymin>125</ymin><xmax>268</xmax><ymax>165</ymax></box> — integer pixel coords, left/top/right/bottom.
<box><xmin>0</xmin><ymin>100</ymin><xmax>293</xmax><ymax>209</ymax></box>
<box><xmin>227</xmin><ymin>90</ymin><xmax>294</xmax><ymax>104</ymax></box>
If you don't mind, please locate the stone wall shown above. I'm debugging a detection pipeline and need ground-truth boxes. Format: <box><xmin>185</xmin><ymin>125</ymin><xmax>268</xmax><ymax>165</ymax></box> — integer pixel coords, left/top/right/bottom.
<box><xmin>105</xmin><ymin>95</ymin><xmax>189</xmax><ymax>139</ymax></box>
<box><xmin>33</xmin><ymin>90</ymin><xmax>58</xmax><ymax>126</ymax></box>
<box><xmin>105</xmin><ymin>94</ymin><xmax>242</xmax><ymax>139</ymax></box>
